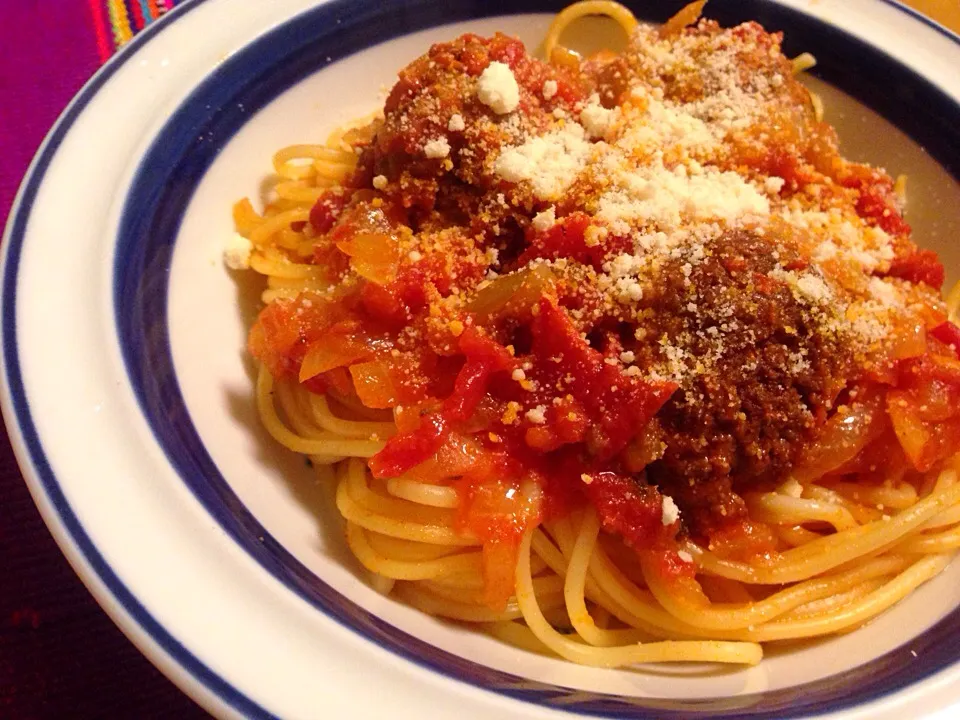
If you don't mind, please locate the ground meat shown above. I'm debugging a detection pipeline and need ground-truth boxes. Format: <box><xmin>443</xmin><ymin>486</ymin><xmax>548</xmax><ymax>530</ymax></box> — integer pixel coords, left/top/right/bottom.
<box><xmin>371</xmin><ymin>33</ymin><xmax>583</xmax><ymax>216</ymax></box>
<box><xmin>637</xmin><ymin>230</ymin><xmax>855</xmax><ymax>530</ymax></box>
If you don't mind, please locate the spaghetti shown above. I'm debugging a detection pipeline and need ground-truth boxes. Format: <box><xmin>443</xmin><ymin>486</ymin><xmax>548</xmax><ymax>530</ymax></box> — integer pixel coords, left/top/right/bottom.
<box><xmin>230</xmin><ymin>1</ymin><xmax>960</xmax><ymax>668</ymax></box>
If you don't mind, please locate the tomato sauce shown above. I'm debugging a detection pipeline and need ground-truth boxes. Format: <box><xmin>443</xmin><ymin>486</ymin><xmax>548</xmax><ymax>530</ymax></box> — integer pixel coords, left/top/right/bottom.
<box><xmin>247</xmin><ymin>27</ymin><xmax>960</xmax><ymax>587</ymax></box>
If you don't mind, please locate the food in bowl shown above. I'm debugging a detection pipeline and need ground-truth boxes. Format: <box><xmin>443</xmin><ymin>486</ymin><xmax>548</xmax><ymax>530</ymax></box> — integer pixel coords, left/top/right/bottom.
<box><xmin>228</xmin><ymin>0</ymin><xmax>960</xmax><ymax>668</ymax></box>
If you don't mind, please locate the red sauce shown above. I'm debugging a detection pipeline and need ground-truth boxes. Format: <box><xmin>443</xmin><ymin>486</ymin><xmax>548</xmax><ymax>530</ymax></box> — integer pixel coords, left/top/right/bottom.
<box><xmin>247</xmin><ymin>28</ymin><xmax>960</xmax><ymax>598</ymax></box>
<box><xmin>582</xmin><ymin>471</ymin><xmax>672</xmax><ymax>550</ymax></box>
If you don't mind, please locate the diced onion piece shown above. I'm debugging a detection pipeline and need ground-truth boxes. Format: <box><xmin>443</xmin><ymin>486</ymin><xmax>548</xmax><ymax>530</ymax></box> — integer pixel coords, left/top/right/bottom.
<box><xmin>337</xmin><ymin>232</ymin><xmax>400</xmax><ymax>285</ymax></box>
<box><xmin>350</xmin><ymin>360</ymin><xmax>399</xmax><ymax>408</ymax></box>
<box><xmin>549</xmin><ymin>45</ymin><xmax>582</xmax><ymax>70</ymax></box>
<box><xmin>792</xmin><ymin>393</ymin><xmax>884</xmax><ymax>482</ymax></box>
<box><xmin>407</xmin><ymin>432</ymin><xmax>485</xmax><ymax>483</ymax></box>
<box><xmin>468</xmin><ymin>265</ymin><xmax>555</xmax><ymax>322</ymax></box>
<box><xmin>887</xmin><ymin>391</ymin><xmax>933</xmax><ymax>471</ymax></box>
<box><xmin>299</xmin><ymin>334</ymin><xmax>371</xmax><ymax>382</ymax></box>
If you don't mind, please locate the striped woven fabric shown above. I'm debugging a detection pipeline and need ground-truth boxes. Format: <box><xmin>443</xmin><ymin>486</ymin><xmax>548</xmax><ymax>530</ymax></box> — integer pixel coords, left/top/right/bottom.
<box><xmin>90</xmin><ymin>0</ymin><xmax>184</xmax><ymax>61</ymax></box>
<box><xmin>84</xmin><ymin>0</ymin><xmax>960</xmax><ymax>63</ymax></box>
<box><xmin>1</xmin><ymin>0</ymin><xmax>183</xmax><ymax>222</ymax></box>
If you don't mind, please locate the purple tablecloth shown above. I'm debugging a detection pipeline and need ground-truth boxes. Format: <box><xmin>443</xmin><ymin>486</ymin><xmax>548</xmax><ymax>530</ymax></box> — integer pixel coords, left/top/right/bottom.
<box><xmin>1</xmin><ymin>3</ymin><xmax>209</xmax><ymax>717</ymax></box>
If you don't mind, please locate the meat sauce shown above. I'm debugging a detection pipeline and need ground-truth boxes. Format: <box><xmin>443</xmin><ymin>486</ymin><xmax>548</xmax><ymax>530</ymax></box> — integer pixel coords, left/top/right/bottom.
<box><xmin>248</xmin><ymin>26</ymin><xmax>960</xmax><ymax>594</ymax></box>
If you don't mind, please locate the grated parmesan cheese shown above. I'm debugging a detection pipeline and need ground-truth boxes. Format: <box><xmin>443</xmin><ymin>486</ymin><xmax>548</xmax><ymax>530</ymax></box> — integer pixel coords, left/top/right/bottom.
<box><xmin>615</xmin><ymin>277</ymin><xmax>643</xmax><ymax>303</ymax></box>
<box><xmin>596</xmin><ymin>155</ymin><xmax>770</xmax><ymax>231</ymax></box>
<box><xmin>423</xmin><ymin>137</ymin><xmax>451</xmax><ymax>159</ymax></box>
<box><xmin>661</xmin><ymin>495</ymin><xmax>680</xmax><ymax>526</ymax></box>
<box><xmin>532</xmin><ymin>206</ymin><xmax>556</xmax><ymax>232</ymax></box>
<box><xmin>771</xmin><ymin>268</ymin><xmax>833</xmax><ymax>304</ymax></box>
<box><xmin>583</xmin><ymin>225</ymin><xmax>608</xmax><ymax>247</ymax></box>
<box><xmin>621</xmin><ymin>90</ymin><xmax>716</xmax><ymax>153</ymax></box>
<box><xmin>812</xmin><ymin>241</ymin><xmax>838</xmax><ymax>262</ymax></box>
<box><xmin>494</xmin><ymin>122</ymin><xmax>593</xmax><ymax>200</ymax></box>
<box><xmin>223</xmin><ymin>232</ymin><xmax>253</xmax><ymax>270</ymax></box>
<box><xmin>868</xmin><ymin>277</ymin><xmax>901</xmax><ymax>307</ymax></box>
<box><xmin>525</xmin><ymin>405</ymin><xmax>547</xmax><ymax>424</ymax></box>
<box><xmin>764</xmin><ymin>176</ymin><xmax>785</xmax><ymax>194</ymax></box>
<box><xmin>477</xmin><ymin>61</ymin><xmax>520</xmax><ymax>114</ymax></box>
<box><xmin>795</xmin><ymin>273</ymin><xmax>833</xmax><ymax>302</ymax></box>
<box><xmin>336</xmin><ymin>16</ymin><xmax>921</xmax><ymax>465</ymax></box>
<box><xmin>580</xmin><ymin>95</ymin><xmax>615</xmax><ymax>139</ymax></box>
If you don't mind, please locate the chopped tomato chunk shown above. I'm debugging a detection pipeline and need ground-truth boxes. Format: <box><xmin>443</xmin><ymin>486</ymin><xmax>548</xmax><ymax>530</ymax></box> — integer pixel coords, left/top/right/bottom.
<box><xmin>531</xmin><ymin>298</ymin><xmax>676</xmax><ymax>459</ymax></box>
<box><xmin>885</xmin><ymin>249</ymin><xmax>944</xmax><ymax>290</ymax></box>
<box><xmin>518</xmin><ymin>213</ymin><xmax>631</xmax><ymax>271</ymax></box>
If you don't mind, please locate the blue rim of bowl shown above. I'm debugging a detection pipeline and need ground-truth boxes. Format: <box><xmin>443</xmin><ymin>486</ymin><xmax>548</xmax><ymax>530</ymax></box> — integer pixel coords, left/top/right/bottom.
<box><xmin>3</xmin><ymin>1</ymin><xmax>960</xmax><ymax>718</ymax></box>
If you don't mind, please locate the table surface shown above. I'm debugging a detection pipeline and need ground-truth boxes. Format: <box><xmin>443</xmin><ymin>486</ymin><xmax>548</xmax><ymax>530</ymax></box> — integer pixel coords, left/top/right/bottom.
<box><xmin>1</xmin><ymin>1</ymin><xmax>958</xmax><ymax>718</ymax></box>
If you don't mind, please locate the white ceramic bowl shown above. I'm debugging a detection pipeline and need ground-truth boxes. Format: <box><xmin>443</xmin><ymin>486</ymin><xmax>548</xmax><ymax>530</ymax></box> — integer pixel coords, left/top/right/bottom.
<box><xmin>4</xmin><ymin>1</ymin><xmax>960</xmax><ymax>718</ymax></box>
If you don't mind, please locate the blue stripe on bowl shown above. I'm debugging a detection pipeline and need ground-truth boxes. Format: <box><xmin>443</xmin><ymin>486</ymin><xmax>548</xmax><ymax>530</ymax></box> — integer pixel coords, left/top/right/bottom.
<box><xmin>3</xmin><ymin>0</ymin><xmax>960</xmax><ymax>718</ymax></box>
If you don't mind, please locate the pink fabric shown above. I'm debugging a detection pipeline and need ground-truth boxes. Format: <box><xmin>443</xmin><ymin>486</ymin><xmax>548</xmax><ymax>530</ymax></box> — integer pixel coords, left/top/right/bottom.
<box><xmin>0</xmin><ymin>2</ymin><xmax>100</xmax><ymax>226</ymax></box>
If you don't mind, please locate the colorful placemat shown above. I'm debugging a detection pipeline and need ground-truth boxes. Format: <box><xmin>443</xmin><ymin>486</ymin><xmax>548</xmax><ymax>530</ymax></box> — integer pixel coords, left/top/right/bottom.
<box><xmin>0</xmin><ymin>1</ymin><xmax>957</xmax><ymax>718</ymax></box>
